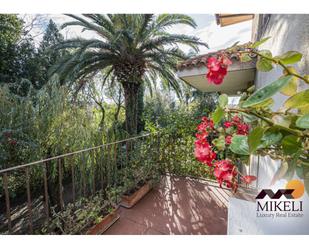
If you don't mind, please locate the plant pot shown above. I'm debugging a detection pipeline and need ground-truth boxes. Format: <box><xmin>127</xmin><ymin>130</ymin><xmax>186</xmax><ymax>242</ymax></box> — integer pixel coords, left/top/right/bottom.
<box><xmin>86</xmin><ymin>209</ymin><xmax>120</xmax><ymax>235</ymax></box>
<box><xmin>120</xmin><ymin>181</ymin><xmax>152</xmax><ymax>208</ymax></box>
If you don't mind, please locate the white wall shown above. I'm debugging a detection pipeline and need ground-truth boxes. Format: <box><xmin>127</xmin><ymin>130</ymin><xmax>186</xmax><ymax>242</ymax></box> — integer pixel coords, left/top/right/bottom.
<box><xmin>252</xmin><ymin>14</ymin><xmax>309</xmax><ymax>189</ymax></box>
<box><xmin>229</xmin><ymin>14</ymin><xmax>309</xmax><ymax>235</ymax></box>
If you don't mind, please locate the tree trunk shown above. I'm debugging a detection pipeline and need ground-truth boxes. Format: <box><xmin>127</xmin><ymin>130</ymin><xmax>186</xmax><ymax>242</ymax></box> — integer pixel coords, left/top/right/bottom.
<box><xmin>137</xmin><ymin>84</ymin><xmax>145</xmax><ymax>133</ymax></box>
<box><xmin>122</xmin><ymin>82</ymin><xmax>140</xmax><ymax>136</ymax></box>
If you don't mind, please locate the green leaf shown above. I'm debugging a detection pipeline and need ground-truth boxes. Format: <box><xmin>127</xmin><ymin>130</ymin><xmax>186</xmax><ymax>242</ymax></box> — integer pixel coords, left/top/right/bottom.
<box><xmin>218</xmin><ymin>94</ymin><xmax>228</xmax><ymax>108</ymax></box>
<box><xmin>230</xmin><ymin>135</ymin><xmax>249</xmax><ymax>155</ymax></box>
<box><xmin>275</xmin><ymin>51</ymin><xmax>302</xmax><ymax>65</ymax></box>
<box><xmin>259</xmin><ymin>130</ymin><xmax>283</xmax><ymax>148</ymax></box>
<box><xmin>272</xmin><ymin>114</ymin><xmax>292</xmax><ymax>128</ymax></box>
<box><xmin>248</xmin><ymin>127</ymin><xmax>265</xmax><ymax>153</ymax></box>
<box><xmin>240</xmin><ymin>53</ymin><xmax>252</xmax><ymax>62</ymax></box>
<box><xmin>257</xmin><ymin>58</ymin><xmax>273</xmax><ymax>72</ymax></box>
<box><xmin>256</xmin><ymin>50</ymin><xmax>273</xmax><ymax>72</ymax></box>
<box><xmin>304</xmin><ymin>167</ymin><xmax>309</xmax><ymax>196</ymax></box>
<box><xmin>296</xmin><ymin>114</ymin><xmax>309</xmax><ymax>129</ymax></box>
<box><xmin>281</xmin><ymin>135</ymin><xmax>302</xmax><ymax>155</ymax></box>
<box><xmin>284</xmin><ymin>89</ymin><xmax>309</xmax><ymax>114</ymax></box>
<box><xmin>212</xmin><ymin>107</ymin><xmax>224</xmax><ymax>125</ymax></box>
<box><xmin>284</xmin><ymin>151</ymin><xmax>302</xmax><ymax>181</ymax></box>
<box><xmin>242</xmin><ymin>75</ymin><xmax>293</xmax><ymax>108</ymax></box>
<box><xmin>246</xmin><ymin>98</ymin><xmax>274</xmax><ymax>109</ymax></box>
<box><xmin>251</xmin><ymin>37</ymin><xmax>271</xmax><ymax>48</ymax></box>
<box><xmin>280</xmin><ymin>76</ymin><xmax>298</xmax><ymax>96</ymax></box>
<box><xmin>212</xmin><ymin>135</ymin><xmax>225</xmax><ymax>151</ymax></box>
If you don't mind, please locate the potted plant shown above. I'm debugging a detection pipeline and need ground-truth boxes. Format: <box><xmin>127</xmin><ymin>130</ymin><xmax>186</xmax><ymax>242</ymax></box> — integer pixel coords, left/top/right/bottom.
<box><xmin>41</xmin><ymin>188</ymin><xmax>121</xmax><ymax>235</ymax></box>
<box><xmin>120</xmin><ymin>177</ymin><xmax>153</xmax><ymax>208</ymax></box>
<box><xmin>86</xmin><ymin>187</ymin><xmax>122</xmax><ymax>235</ymax></box>
<box><xmin>119</xmin><ymin>139</ymin><xmax>160</xmax><ymax>208</ymax></box>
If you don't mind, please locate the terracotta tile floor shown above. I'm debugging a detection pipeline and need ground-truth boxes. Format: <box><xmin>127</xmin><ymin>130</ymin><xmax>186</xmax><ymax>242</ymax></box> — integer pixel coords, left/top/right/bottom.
<box><xmin>104</xmin><ymin>175</ymin><xmax>255</xmax><ymax>235</ymax></box>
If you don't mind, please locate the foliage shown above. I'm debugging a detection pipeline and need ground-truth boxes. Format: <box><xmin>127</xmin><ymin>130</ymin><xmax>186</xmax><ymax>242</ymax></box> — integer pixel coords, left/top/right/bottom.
<box><xmin>41</xmin><ymin>188</ymin><xmax>121</xmax><ymax>235</ymax></box>
<box><xmin>35</xmin><ymin>19</ymin><xmax>66</xmax><ymax>89</ymax></box>
<box><xmin>194</xmin><ymin>115</ymin><xmax>255</xmax><ymax>191</ymax></box>
<box><xmin>52</xmin><ymin>14</ymin><xmax>207</xmax><ymax>135</ymax></box>
<box><xmin>0</xmin><ymin>80</ymin><xmax>100</xmax><ymax>199</ymax></box>
<box><xmin>206</xmin><ymin>39</ymin><xmax>309</xmax><ymax>192</ymax></box>
<box><xmin>144</xmin><ymin>93</ymin><xmax>217</xmax><ymax>179</ymax></box>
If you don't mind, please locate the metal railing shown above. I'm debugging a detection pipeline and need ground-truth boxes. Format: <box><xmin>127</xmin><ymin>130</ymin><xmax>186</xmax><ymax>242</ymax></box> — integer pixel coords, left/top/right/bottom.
<box><xmin>0</xmin><ymin>131</ymin><xmax>259</xmax><ymax>234</ymax></box>
<box><xmin>0</xmin><ymin>133</ymin><xmax>159</xmax><ymax>234</ymax></box>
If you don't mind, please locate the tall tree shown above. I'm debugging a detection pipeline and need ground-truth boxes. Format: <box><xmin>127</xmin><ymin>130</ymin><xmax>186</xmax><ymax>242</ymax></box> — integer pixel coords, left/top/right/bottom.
<box><xmin>35</xmin><ymin>19</ymin><xmax>65</xmax><ymax>88</ymax></box>
<box><xmin>51</xmin><ymin>14</ymin><xmax>207</xmax><ymax>136</ymax></box>
<box><xmin>0</xmin><ymin>14</ymin><xmax>23</xmax><ymax>83</ymax></box>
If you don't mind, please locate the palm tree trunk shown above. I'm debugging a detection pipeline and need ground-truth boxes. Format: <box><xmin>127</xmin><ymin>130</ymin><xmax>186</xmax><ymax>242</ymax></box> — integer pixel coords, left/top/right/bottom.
<box><xmin>137</xmin><ymin>84</ymin><xmax>144</xmax><ymax>133</ymax></box>
<box><xmin>122</xmin><ymin>82</ymin><xmax>140</xmax><ymax>136</ymax></box>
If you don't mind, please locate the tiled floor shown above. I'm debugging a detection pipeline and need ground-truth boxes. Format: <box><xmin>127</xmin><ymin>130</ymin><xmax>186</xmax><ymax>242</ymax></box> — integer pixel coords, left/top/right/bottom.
<box><xmin>105</xmin><ymin>175</ymin><xmax>256</xmax><ymax>235</ymax></box>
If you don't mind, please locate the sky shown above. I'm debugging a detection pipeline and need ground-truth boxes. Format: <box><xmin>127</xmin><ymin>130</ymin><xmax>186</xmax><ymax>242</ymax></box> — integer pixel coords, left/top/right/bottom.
<box><xmin>25</xmin><ymin>14</ymin><xmax>252</xmax><ymax>55</ymax></box>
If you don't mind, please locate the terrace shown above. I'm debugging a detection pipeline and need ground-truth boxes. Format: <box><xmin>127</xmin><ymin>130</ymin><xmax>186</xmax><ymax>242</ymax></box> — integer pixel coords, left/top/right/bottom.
<box><xmin>0</xmin><ymin>133</ymin><xmax>258</xmax><ymax>235</ymax></box>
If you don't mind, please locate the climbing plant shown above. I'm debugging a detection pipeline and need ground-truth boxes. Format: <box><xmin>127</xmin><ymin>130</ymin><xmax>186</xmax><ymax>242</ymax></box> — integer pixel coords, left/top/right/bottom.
<box><xmin>195</xmin><ymin>38</ymin><xmax>309</xmax><ymax>193</ymax></box>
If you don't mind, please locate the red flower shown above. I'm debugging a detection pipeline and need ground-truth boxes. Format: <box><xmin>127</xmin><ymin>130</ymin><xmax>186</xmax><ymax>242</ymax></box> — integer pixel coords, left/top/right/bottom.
<box><xmin>224</xmin><ymin>121</ymin><xmax>232</xmax><ymax>128</ymax></box>
<box><xmin>213</xmin><ymin>160</ymin><xmax>237</xmax><ymax>188</ymax></box>
<box><xmin>194</xmin><ymin>140</ymin><xmax>217</xmax><ymax>167</ymax></box>
<box><xmin>236</xmin><ymin>123</ymin><xmax>249</xmax><ymax>135</ymax></box>
<box><xmin>207</xmin><ymin>57</ymin><xmax>221</xmax><ymax>71</ymax></box>
<box><xmin>206</xmin><ymin>67</ymin><xmax>227</xmax><ymax>85</ymax></box>
<box><xmin>242</xmin><ymin>175</ymin><xmax>257</xmax><ymax>185</ymax></box>
<box><xmin>197</xmin><ymin>122</ymin><xmax>207</xmax><ymax>132</ymax></box>
<box><xmin>197</xmin><ymin>117</ymin><xmax>214</xmax><ymax>132</ymax></box>
<box><xmin>196</xmin><ymin>131</ymin><xmax>208</xmax><ymax>141</ymax></box>
<box><xmin>232</xmin><ymin>115</ymin><xmax>241</xmax><ymax>124</ymax></box>
<box><xmin>206</xmin><ymin>56</ymin><xmax>231</xmax><ymax>85</ymax></box>
<box><xmin>225</xmin><ymin>135</ymin><xmax>232</xmax><ymax>145</ymax></box>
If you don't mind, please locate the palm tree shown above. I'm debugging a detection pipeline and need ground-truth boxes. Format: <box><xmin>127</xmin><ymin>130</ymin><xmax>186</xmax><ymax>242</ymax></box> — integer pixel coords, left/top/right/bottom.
<box><xmin>51</xmin><ymin>14</ymin><xmax>207</xmax><ymax>135</ymax></box>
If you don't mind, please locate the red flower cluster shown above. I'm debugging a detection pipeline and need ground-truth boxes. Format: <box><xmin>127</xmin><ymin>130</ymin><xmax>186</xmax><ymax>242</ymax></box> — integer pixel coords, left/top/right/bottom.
<box><xmin>225</xmin><ymin>115</ymin><xmax>249</xmax><ymax>136</ymax></box>
<box><xmin>194</xmin><ymin>116</ymin><xmax>257</xmax><ymax>191</ymax></box>
<box><xmin>195</xmin><ymin>117</ymin><xmax>216</xmax><ymax>166</ymax></box>
<box><xmin>214</xmin><ymin>160</ymin><xmax>238</xmax><ymax>190</ymax></box>
<box><xmin>194</xmin><ymin>140</ymin><xmax>217</xmax><ymax>167</ymax></box>
<box><xmin>225</xmin><ymin>135</ymin><xmax>232</xmax><ymax>145</ymax></box>
<box><xmin>206</xmin><ymin>56</ymin><xmax>232</xmax><ymax>85</ymax></box>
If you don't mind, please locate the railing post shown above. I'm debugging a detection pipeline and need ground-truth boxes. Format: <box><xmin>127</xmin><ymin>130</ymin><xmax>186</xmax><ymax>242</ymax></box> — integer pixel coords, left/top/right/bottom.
<box><xmin>2</xmin><ymin>173</ymin><xmax>12</xmax><ymax>233</ymax></box>
<box><xmin>92</xmin><ymin>150</ymin><xmax>96</xmax><ymax>195</ymax></box>
<box><xmin>58</xmin><ymin>158</ymin><xmax>64</xmax><ymax>210</ymax></box>
<box><xmin>43</xmin><ymin>162</ymin><xmax>49</xmax><ymax>220</ymax></box>
<box><xmin>71</xmin><ymin>156</ymin><xmax>76</xmax><ymax>203</ymax></box>
<box><xmin>25</xmin><ymin>167</ymin><xmax>33</xmax><ymax>233</ymax></box>
<box><xmin>100</xmin><ymin>147</ymin><xmax>104</xmax><ymax>191</ymax></box>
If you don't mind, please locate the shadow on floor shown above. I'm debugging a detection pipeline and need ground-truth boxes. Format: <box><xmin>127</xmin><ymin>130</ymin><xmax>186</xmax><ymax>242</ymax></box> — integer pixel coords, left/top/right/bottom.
<box><xmin>105</xmin><ymin>175</ymin><xmax>254</xmax><ymax>235</ymax></box>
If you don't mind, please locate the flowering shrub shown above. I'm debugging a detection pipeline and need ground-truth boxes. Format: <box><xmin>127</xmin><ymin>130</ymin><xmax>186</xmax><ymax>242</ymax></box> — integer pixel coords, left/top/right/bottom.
<box><xmin>200</xmin><ymin>38</ymin><xmax>309</xmax><ymax>193</ymax></box>
<box><xmin>194</xmin><ymin>115</ymin><xmax>256</xmax><ymax>191</ymax></box>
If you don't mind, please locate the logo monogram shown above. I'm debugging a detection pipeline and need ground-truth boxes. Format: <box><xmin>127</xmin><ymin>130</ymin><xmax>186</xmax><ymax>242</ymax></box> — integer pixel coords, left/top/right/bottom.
<box><xmin>256</xmin><ymin>189</ymin><xmax>295</xmax><ymax>199</ymax></box>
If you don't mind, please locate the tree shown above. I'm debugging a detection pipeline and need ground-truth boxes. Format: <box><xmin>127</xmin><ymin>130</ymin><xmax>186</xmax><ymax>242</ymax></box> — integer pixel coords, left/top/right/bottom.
<box><xmin>0</xmin><ymin>14</ymin><xmax>41</xmax><ymax>95</ymax></box>
<box><xmin>0</xmin><ymin>14</ymin><xmax>23</xmax><ymax>83</ymax></box>
<box><xmin>35</xmin><ymin>19</ymin><xmax>65</xmax><ymax>88</ymax></box>
<box><xmin>51</xmin><ymin>14</ymin><xmax>207</xmax><ymax>136</ymax></box>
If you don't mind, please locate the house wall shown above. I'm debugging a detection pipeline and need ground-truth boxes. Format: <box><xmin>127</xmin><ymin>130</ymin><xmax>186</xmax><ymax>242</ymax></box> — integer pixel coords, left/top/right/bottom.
<box><xmin>231</xmin><ymin>14</ymin><xmax>309</xmax><ymax>235</ymax></box>
<box><xmin>250</xmin><ymin>14</ymin><xmax>309</xmax><ymax>189</ymax></box>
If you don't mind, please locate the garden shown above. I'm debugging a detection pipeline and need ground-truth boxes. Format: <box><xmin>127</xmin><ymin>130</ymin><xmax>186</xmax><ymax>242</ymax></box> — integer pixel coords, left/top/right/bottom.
<box><xmin>0</xmin><ymin>14</ymin><xmax>308</xmax><ymax>235</ymax></box>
